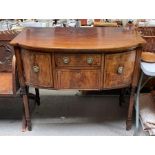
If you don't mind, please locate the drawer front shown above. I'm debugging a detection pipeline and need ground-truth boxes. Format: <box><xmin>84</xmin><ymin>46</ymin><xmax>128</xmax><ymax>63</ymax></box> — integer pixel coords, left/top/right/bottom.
<box><xmin>56</xmin><ymin>69</ymin><xmax>101</xmax><ymax>89</ymax></box>
<box><xmin>21</xmin><ymin>50</ymin><xmax>53</xmax><ymax>87</ymax></box>
<box><xmin>55</xmin><ymin>53</ymin><xmax>101</xmax><ymax>67</ymax></box>
<box><xmin>104</xmin><ymin>51</ymin><xmax>136</xmax><ymax>89</ymax></box>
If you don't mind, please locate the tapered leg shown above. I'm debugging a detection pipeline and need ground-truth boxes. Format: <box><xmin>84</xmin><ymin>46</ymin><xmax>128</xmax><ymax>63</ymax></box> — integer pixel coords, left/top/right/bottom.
<box><xmin>14</xmin><ymin>48</ymin><xmax>32</xmax><ymax>131</ymax></box>
<box><xmin>21</xmin><ymin>87</ymin><xmax>32</xmax><ymax>131</ymax></box>
<box><xmin>23</xmin><ymin>95</ymin><xmax>31</xmax><ymax>131</ymax></box>
<box><xmin>22</xmin><ymin>106</ymin><xmax>26</xmax><ymax>132</ymax></box>
<box><xmin>35</xmin><ymin>88</ymin><xmax>40</xmax><ymax>106</ymax></box>
<box><xmin>126</xmin><ymin>87</ymin><xmax>136</xmax><ymax>130</ymax></box>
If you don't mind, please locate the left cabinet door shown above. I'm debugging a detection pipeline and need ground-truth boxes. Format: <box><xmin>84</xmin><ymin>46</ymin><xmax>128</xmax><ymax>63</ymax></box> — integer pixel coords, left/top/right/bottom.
<box><xmin>21</xmin><ymin>49</ymin><xmax>53</xmax><ymax>88</ymax></box>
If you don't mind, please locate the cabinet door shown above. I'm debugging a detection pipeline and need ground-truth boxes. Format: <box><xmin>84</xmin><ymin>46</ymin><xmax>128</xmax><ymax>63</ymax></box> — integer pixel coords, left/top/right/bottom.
<box><xmin>104</xmin><ymin>51</ymin><xmax>136</xmax><ymax>89</ymax></box>
<box><xmin>56</xmin><ymin>69</ymin><xmax>101</xmax><ymax>89</ymax></box>
<box><xmin>21</xmin><ymin>50</ymin><xmax>53</xmax><ymax>88</ymax></box>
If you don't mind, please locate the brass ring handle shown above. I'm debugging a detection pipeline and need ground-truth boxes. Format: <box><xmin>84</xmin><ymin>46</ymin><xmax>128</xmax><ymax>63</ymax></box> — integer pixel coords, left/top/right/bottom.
<box><xmin>33</xmin><ymin>65</ymin><xmax>40</xmax><ymax>73</ymax></box>
<box><xmin>117</xmin><ymin>66</ymin><xmax>124</xmax><ymax>74</ymax></box>
<box><xmin>87</xmin><ymin>57</ymin><xmax>94</xmax><ymax>64</ymax></box>
<box><xmin>63</xmin><ymin>57</ymin><xmax>70</xmax><ymax>64</ymax></box>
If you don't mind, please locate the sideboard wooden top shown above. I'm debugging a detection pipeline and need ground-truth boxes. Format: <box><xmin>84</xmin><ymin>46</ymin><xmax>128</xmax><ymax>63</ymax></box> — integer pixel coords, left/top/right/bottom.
<box><xmin>10</xmin><ymin>27</ymin><xmax>145</xmax><ymax>52</ymax></box>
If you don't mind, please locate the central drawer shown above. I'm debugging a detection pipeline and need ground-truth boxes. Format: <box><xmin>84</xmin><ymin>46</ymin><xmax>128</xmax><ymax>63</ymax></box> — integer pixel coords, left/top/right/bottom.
<box><xmin>54</xmin><ymin>53</ymin><xmax>102</xmax><ymax>89</ymax></box>
<box><xmin>55</xmin><ymin>53</ymin><xmax>101</xmax><ymax>67</ymax></box>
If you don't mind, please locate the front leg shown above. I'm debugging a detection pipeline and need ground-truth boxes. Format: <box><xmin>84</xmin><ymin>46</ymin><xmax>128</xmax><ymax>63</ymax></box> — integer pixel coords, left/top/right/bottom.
<box><xmin>22</xmin><ymin>106</ymin><xmax>26</xmax><ymax>132</ymax></box>
<box><xmin>126</xmin><ymin>87</ymin><xmax>135</xmax><ymax>130</ymax></box>
<box><xmin>21</xmin><ymin>86</ymin><xmax>32</xmax><ymax>131</ymax></box>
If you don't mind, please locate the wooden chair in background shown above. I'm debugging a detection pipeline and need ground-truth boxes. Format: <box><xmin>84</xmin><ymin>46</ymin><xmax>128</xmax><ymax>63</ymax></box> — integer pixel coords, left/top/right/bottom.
<box><xmin>0</xmin><ymin>30</ymin><xmax>40</xmax><ymax>131</ymax></box>
<box><xmin>137</xmin><ymin>27</ymin><xmax>155</xmax><ymax>62</ymax></box>
<box><xmin>0</xmin><ymin>30</ymin><xmax>20</xmax><ymax>96</ymax></box>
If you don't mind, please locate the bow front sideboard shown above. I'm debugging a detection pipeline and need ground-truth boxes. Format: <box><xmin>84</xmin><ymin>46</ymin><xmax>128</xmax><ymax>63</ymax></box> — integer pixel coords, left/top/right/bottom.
<box><xmin>10</xmin><ymin>27</ymin><xmax>145</xmax><ymax>131</ymax></box>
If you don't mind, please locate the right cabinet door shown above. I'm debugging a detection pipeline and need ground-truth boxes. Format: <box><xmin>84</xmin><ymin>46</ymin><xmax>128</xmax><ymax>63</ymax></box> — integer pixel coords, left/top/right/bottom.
<box><xmin>104</xmin><ymin>51</ymin><xmax>136</xmax><ymax>89</ymax></box>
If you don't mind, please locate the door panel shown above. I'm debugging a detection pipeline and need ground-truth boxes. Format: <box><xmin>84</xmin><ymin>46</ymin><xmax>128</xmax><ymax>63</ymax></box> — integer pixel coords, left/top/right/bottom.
<box><xmin>104</xmin><ymin>51</ymin><xmax>136</xmax><ymax>88</ymax></box>
<box><xmin>21</xmin><ymin>50</ymin><xmax>53</xmax><ymax>88</ymax></box>
<box><xmin>56</xmin><ymin>69</ymin><xmax>101</xmax><ymax>89</ymax></box>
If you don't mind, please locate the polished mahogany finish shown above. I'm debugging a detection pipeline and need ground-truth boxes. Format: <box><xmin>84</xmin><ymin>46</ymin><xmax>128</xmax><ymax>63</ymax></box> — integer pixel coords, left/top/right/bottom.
<box><xmin>104</xmin><ymin>51</ymin><xmax>136</xmax><ymax>89</ymax></box>
<box><xmin>55</xmin><ymin>53</ymin><xmax>101</xmax><ymax>67</ymax></box>
<box><xmin>11</xmin><ymin>27</ymin><xmax>145</xmax><ymax>51</ymax></box>
<box><xmin>56</xmin><ymin>69</ymin><xmax>101</xmax><ymax>89</ymax></box>
<box><xmin>21</xmin><ymin>49</ymin><xmax>53</xmax><ymax>88</ymax></box>
<box><xmin>11</xmin><ymin>27</ymin><xmax>146</xmax><ymax>131</ymax></box>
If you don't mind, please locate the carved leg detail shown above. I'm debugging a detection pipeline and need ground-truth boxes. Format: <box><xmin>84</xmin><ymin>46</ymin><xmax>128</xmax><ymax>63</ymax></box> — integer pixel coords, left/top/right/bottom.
<box><xmin>126</xmin><ymin>87</ymin><xmax>135</xmax><ymax>130</ymax></box>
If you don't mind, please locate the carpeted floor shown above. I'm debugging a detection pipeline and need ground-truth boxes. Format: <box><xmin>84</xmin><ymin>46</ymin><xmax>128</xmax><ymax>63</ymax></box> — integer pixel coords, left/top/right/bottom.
<box><xmin>0</xmin><ymin>89</ymin><xmax>147</xmax><ymax>136</ymax></box>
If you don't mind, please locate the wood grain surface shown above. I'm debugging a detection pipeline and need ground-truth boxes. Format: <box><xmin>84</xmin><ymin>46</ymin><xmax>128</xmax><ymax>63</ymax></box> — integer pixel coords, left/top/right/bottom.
<box><xmin>104</xmin><ymin>51</ymin><xmax>136</xmax><ymax>89</ymax></box>
<box><xmin>21</xmin><ymin>49</ymin><xmax>53</xmax><ymax>88</ymax></box>
<box><xmin>10</xmin><ymin>27</ymin><xmax>145</xmax><ymax>52</ymax></box>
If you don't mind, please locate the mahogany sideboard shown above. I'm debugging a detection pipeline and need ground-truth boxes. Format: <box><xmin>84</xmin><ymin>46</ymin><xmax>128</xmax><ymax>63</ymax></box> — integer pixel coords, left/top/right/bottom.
<box><xmin>10</xmin><ymin>27</ymin><xmax>145</xmax><ymax>131</ymax></box>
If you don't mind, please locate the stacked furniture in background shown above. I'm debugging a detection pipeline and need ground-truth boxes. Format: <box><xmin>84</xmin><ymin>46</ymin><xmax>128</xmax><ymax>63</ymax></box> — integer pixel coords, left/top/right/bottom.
<box><xmin>137</xmin><ymin>27</ymin><xmax>155</xmax><ymax>88</ymax></box>
<box><xmin>93</xmin><ymin>19</ymin><xmax>118</xmax><ymax>27</ymax></box>
<box><xmin>138</xmin><ymin>27</ymin><xmax>155</xmax><ymax>53</ymax></box>
<box><xmin>135</xmin><ymin>27</ymin><xmax>155</xmax><ymax>135</ymax></box>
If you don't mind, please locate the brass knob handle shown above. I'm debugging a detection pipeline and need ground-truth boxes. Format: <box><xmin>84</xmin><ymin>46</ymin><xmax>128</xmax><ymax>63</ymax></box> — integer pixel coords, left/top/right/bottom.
<box><xmin>87</xmin><ymin>57</ymin><xmax>94</xmax><ymax>64</ymax></box>
<box><xmin>63</xmin><ymin>57</ymin><xmax>70</xmax><ymax>64</ymax></box>
<box><xmin>33</xmin><ymin>65</ymin><xmax>40</xmax><ymax>73</ymax></box>
<box><xmin>117</xmin><ymin>66</ymin><xmax>124</xmax><ymax>74</ymax></box>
